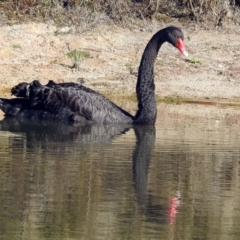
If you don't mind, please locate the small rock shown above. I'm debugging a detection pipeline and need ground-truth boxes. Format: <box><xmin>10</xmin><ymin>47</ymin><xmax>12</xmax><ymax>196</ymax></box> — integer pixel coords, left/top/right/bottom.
<box><xmin>0</xmin><ymin>48</ymin><xmax>12</xmax><ymax>59</ymax></box>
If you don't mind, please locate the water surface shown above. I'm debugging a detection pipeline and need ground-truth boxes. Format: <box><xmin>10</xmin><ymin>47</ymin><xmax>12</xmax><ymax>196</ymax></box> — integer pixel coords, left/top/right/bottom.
<box><xmin>0</xmin><ymin>103</ymin><xmax>240</xmax><ymax>240</ymax></box>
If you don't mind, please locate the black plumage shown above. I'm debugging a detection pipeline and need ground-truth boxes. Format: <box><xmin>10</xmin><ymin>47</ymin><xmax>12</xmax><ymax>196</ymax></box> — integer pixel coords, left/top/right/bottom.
<box><xmin>0</xmin><ymin>26</ymin><xmax>187</xmax><ymax>125</ymax></box>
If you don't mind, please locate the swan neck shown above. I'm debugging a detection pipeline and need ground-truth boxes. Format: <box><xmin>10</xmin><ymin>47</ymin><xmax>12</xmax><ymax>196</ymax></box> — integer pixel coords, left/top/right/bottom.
<box><xmin>135</xmin><ymin>33</ymin><xmax>164</xmax><ymax>124</ymax></box>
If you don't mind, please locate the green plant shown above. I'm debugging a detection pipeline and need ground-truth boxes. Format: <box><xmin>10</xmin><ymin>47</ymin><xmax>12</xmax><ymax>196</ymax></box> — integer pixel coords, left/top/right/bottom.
<box><xmin>185</xmin><ymin>56</ymin><xmax>202</xmax><ymax>64</ymax></box>
<box><xmin>158</xmin><ymin>95</ymin><xmax>183</xmax><ymax>104</ymax></box>
<box><xmin>12</xmin><ymin>44</ymin><xmax>22</xmax><ymax>49</ymax></box>
<box><xmin>125</xmin><ymin>63</ymin><xmax>135</xmax><ymax>74</ymax></box>
<box><xmin>67</xmin><ymin>50</ymin><xmax>90</xmax><ymax>69</ymax></box>
<box><xmin>50</xmin><ymin>59</ymin><xmax>58</xmax><ymax>64</ymax></box>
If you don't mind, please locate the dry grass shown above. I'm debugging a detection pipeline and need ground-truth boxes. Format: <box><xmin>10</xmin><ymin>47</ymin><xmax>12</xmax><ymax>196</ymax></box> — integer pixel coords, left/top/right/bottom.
<box><xmin>0</xmin><ymin>0</ymin><xmax>239</xmax><ymax>26</ymax></box>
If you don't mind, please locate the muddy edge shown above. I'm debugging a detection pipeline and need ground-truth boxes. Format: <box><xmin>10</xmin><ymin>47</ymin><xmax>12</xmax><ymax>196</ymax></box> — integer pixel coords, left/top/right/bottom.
<box><xmin>0</xmin><ymin>21</ymin><xmax>240</xmax><ymax>103</ymax></box>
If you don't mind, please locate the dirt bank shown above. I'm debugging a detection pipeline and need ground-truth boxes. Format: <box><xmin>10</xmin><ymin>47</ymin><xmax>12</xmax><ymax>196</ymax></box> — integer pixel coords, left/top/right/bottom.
<box><xmin>0</xmin><ymin>21</ymin><xmax>240</xmax><ymax>102</ymax></box>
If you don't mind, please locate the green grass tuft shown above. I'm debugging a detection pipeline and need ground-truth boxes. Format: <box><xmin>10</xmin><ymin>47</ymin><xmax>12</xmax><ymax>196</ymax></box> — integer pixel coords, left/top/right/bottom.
<box><xmin>67</xmin><ymin>50</ymin><xmax>90</xmax><ymax>69</ymax></box>
<box><xmin>158</xmin><ymin>95</ymin><xmax>183</xmax><ymax>104</ymax></box>
<box><xmin>12</xmin><ymin>44</ymin><xmax>22</xmax><ymax>49</ymax></box>
<box><xmin>185</xmin><ymin>56</ymin><xmax>202</xmax><ymax>64</ymax></box>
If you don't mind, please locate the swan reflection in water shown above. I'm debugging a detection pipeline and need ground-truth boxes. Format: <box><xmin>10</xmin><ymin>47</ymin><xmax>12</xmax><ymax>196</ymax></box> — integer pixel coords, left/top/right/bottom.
<box><xmin>132</xmin><ymin>125</ymin><xmax>180</xmax><ymax>225</ymax></box>
<box><xmin>0</xmin><ymin>118</ymin><xmax>179</xmax><ymax>225</ymax></box>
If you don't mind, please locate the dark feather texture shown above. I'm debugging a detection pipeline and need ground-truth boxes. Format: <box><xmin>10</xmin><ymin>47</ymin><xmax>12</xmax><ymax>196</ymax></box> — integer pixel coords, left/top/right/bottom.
<box><xmin>0</xmin><ymin>26</ymin><xmax>187</xmax><ymax>125</ymax></box>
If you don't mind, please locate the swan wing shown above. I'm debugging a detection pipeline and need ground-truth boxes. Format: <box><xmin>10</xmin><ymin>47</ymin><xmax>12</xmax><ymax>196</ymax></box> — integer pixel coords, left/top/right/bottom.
<box><xmin>55</xmin><ymin>87</ymin><xmax>133</xmax><ymax>123</ymax></box>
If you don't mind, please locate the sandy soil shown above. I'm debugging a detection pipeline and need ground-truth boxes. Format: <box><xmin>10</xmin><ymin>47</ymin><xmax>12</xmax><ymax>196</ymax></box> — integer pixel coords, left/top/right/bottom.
<box><xmin>0</xmin><ymin>20</ymin><xmax>240</xmax><ymax>102</ymax></box>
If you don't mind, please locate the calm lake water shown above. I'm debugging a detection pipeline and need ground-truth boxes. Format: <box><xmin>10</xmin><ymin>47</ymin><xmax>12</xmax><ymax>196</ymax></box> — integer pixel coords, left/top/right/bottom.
<box><xmin>0</xmin><ymin>103</ymin><xmax>240</xmax><ymax>240</ymax></box>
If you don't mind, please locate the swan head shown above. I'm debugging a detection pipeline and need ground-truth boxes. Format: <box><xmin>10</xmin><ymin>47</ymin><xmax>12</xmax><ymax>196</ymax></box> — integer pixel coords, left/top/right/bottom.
<box><xmin>165</xmin><ymin>26</ymin><xmax>188</xmax><ymax>57</ymax></box>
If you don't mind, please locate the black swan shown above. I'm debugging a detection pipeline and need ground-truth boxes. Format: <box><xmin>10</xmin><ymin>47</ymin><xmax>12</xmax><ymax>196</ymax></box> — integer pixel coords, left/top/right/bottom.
<box><xmin>0</xmin><ymin>26</ymin><xmax>188</xmax><ymax>125</ymax></box>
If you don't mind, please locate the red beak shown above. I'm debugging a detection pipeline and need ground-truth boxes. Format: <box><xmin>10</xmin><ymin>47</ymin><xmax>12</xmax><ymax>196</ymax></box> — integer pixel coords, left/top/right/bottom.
<box><xmin>176</xmin><ymin>38</ymin><xmax>188</xmax><ymax>57</ymax></box>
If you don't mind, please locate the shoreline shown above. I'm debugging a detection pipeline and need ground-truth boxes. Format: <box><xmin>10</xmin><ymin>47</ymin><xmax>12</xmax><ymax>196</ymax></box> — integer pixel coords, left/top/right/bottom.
<box><xmin>0</xmin><ymin>22</ymin><xmax>240</xmax><ymax>103</ymax></box>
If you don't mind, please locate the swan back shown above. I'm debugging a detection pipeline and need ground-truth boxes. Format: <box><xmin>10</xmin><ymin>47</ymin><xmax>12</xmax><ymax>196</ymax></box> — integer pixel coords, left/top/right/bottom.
<box><xmin>22</xmin><ymin>82</ymin><xmax>134</xmax><ymax>123</ymax></box>
<box><xmin>0</xmin><ymin>26</ymin><xmax>187</xmax><ymax>125</ymax></box>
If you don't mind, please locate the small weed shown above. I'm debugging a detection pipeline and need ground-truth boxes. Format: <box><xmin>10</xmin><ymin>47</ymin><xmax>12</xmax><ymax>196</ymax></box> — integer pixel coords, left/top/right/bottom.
<box><xmin>67</xmin><ymin>50</ymin><xmax>90</xmax><ymax>69</ymax></box>
<box><xmin>12</xmin><ymin>44</ymin><xmax>22</xmax><ymax>49</ymax></box>
<box><xmin>185</xmin><ymin>56</ymin><xmax>202</xmax><ymax>64</ymax></box>
<box><xmin>125</xmin><ymin>63</ymin><xmax>135</xmax><ymax>74</ymax></box>
<box><xmin>125</xmin><ymin>63</ymin><xmax>133</xmax><ymax>69</ymax></box>
<box><xmin>211</xmin><ymin>46</ymin><xmax>219</xmax><ymax>50</ymax></box>
<box><xmin>158</xmin><ymin>95</ymin><xmax>183</xmax><ymax>104</ymax></box>
<box><xmin>50</xmin><ymin>59</ymin><xmax>58</xmax><ymax>64</ymax></box>
<box><xmin>185</xmin><ymin>123</ymin><xmax>194</xmax><ymax>127</ymax></box>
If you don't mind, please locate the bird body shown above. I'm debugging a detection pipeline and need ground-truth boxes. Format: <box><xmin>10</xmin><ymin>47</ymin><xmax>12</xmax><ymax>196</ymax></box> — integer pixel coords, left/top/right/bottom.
<box><xmin>0</xmin><ymin>26</ymin><xmax>187</xmax><ymax>125</ymax></box>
